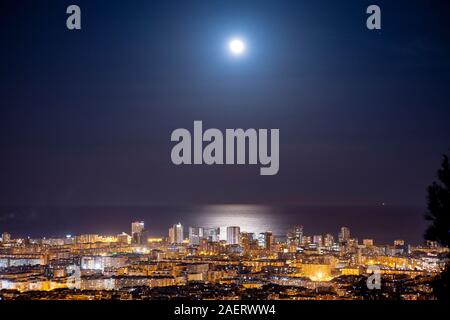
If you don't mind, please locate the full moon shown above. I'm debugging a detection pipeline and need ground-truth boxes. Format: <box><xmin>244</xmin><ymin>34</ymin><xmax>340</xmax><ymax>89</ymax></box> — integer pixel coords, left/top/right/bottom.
<box><xmin>229</xmin><ymin>38</ymin><xmax>246</xmax><ymax>55</ymax></box>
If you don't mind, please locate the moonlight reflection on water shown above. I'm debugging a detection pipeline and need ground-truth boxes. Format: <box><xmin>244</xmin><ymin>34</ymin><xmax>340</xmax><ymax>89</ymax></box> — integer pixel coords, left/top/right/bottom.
<box><xmin>193</xmin><ymin>204</ymin><xmax>281</xmax><ymax>235</ymax></box>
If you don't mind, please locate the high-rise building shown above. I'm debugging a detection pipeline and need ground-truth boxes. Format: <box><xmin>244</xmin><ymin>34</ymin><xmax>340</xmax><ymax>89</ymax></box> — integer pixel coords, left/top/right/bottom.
<box><xmin>131</xmin><ymin>221</ymin><xmax>146</xmax><ymax>245</ymax></box>
<box><xmin>140</xmin><ymin>229</ymin><xmax>150</xmax><ymax>245</ymax></box>
<box><xmin>133</xmin><ymin>229</ymin><xmax>149</xmax><ymax>245</ymax></box>
<box><xmin>258</xmin><ymin>232</ymin><xmax>274</xmax><ymax>249</ymax></box>
<box><xmin>240</xmin><ymin>232</ymin><xmax>257</xmax><ymax>249</ymax></box>
<box><xmin>117</xmin><ymin>232</ymin><xmax>131</xmax><ymax>244</ymax></box>
<box><xmin>363</xmin><ymin>239</ymin><xmax>374</xmax><ymax>247</ymax></box>
<box><xmin>219</xmin><ymin>226</ymin><xmax>227</xmax><ymax>241</ymax></box>
<box><xmin>324</xmin><ymin>234</ymin><xmax>334</xmax><ymax>247</ymax></box>
<box><xmin>313</xmin><ymin>235</ymin><xmax>323</xmax><ymax>246</ymax></box>
<box><xmin>1</xmin><ymin>232</ymin><xmax>11</xmax><ymax>243</ymax></box>
<box><xmin>169</xmin><ymin>223</ymin><xmax>184</xmax><ymax>244</ymax></box>
<box><xmin>188</xmin><ymin>227</ymin><xmax>204</xmax><ymax>245</ymax></box>
<box><xmin>394</xmin><ymin>239</ymin><xmax>405</xmax><ymax>246</ymax></box>
<box><xmin>226</xmin><ymin>226</ymin><xmax>240</xmax><ymax>245</ymax></box>
<box><xmin>287</xmin><ymin>225</ymin><xmax>303</xmax><ymax>245</ymax></box>
<box><xmin>203</xmin><ymin>227</ymin><xmax>220</xmax><ymax>242</ymax></box>
<box><xmin>131</xmin><ymin>221</ymin><xmax>145</xmax><ymax>237</ymax></box>
<box><xmin>338</xmin><ymin>227</ymin><xmax>350</xmax><ymax>243</ymax></box>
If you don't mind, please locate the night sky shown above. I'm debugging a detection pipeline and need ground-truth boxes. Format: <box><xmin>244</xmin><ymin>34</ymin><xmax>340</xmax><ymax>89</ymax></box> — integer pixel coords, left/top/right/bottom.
<box><xmin>1</xmin><ymin>1</ymin><xmax>450</xmax><ymax>237</ymax></box>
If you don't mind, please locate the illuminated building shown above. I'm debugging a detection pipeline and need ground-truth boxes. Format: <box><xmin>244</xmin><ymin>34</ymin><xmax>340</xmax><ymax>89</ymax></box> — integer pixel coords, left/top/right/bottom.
<box><xmin>42</xmin><ymin>238</ymin><xmax>66</xmax><ymax>246</ymax></box>
<box><xmin>203</xmin><ymin>227</ymin><xmax>220</xmax><ymax>242</ymax></box>
<box><xmin>81</xmin><ymin>255</ymin><xmax>128</xmax><ymax>271</ymax></box>
<box><xmin>258</xmin><ymin>232</ymin><xmax>274</xmax><ymax>249</ymax></box>
<box><xmin>169</xmin><ymin>223</ymin><xmax>184</xmax><ymax>244</ymax></box>
<box><xmin>287</xmin><ymin>225</ymin><xmax>303</xmax><ymax>245</ymax></box>
<box><xmin>131</xmin><ymin>221</ymin><xmax>145</xmax><ymax>236</ymax></box>
<box><xmin>75</xmin><ymin>234</ymin><xmax>99</xmax><ymax>244</ymax></box>
<box><xmin>300</xmin><ymin>263</ymin><xmax>332</xmax><ymax>281</ymax></box>
<box><xmin>338</xmin><ymin>227</ymin><xmax>350</xmax><ymax>243</ymax></box>
<box><xmin>313</xmin><ymin>235</ymin><xmax>323</xmax><ymax>246</ymax></box>
<box><xmin>117</xmin><ymin>232</ymin><xmax>131</xmax><ymax>244</ymax></box>
<box><xmin>240</xmin><ymin>232</ymin><xmax>257</xmax><ymax>250</ymax></box>
<box><xmin>394</xmin><ymin>239</ymin><xmax>405</xmax><ymax>246</ymax></box>
<box><xmin>198</xmin><ymin>238</ymin><xmax>221</xmax><ymax>254</ymax></box>
<box><xmin>226</xmin><ymin>226</ymin><xmax>240</xmax><ymax>245</ymax></box>
<box><xmin>188</xmin><ymin>227</ymin><xmax>204</xmax><ymax>245</ymax></box>
<box><xmin>302</xmin><ymin>236</ymin><xmax>311</xmax><ymax>245</ymax></box>
<box><xmin>80</xmin><ymin>275</ymin><xmax>176</xmax><ymax>290</ymax></box>
<box><xmin>341</xmin><ymin>267</ymin><xmax>362</xmax><ymax>276</ymax></box>
<box><xmin>1</xmin><ymin>232</ymin><xmax>11</xmax><ymax>243</ymax></box>
<box><xmin>0</xmin><ymin>220</ymin><xmax>445</xmax><ymax>300</ymax></box>
<box><xmin>347</xmin><ymin>238</ymin><xmax>358</xmax><ymax>247</ymax></box>
<box><xmin>324</xmin><ymin>234</ymin><xmax>334</xmax><ymax>247</ymax></box>
<box><xmin>131</xmin><ymin>221</ymin><xmax>145</xmax><ymax>244</ymax></box>
<box><xmin>219</xmin><ymin>226</ymin><xmax>227</xmax><ymax>241</ymax></box>
<box><xmin>0</xmin><ymin>255</ymin><xmax>46</xmax><ymax>268</ymax></box>
<box><xmin>186</xmin><ymin>263</ymin><xmax>209</xmax><ymax>282</ymax></box>
<box><xmin>135</xmin><ymin>229</ymin><xmax>150</xmax><ymax>245</ymax></box>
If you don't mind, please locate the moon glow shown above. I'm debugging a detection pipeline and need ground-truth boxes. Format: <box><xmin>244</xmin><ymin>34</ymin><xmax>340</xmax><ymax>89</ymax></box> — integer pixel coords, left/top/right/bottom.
<box><xmin>229</xmin><ymin>38</ymin><xmax>246</xmax><ymax>55</ymax></box>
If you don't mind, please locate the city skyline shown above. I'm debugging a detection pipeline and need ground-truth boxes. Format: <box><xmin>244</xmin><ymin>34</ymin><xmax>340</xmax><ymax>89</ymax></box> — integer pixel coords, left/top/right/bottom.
<box><xmin>0</xmin><ymin>204</ymin><xmax>429</xmax><ymax>244</ymax></box>
<box><xmin>0</xmin><ymin>218</ymin><xmax>426</xmax><ymax>247</ymax></box>
<box><xmin>1</xmin><ymin>218</ymin><xmax>446</xmax><ymax>300</ymax></box>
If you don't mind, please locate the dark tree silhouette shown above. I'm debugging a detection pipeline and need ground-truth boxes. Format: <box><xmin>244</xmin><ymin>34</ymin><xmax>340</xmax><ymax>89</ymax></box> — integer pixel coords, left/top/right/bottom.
<box><xmin>425</xmin><ymin>153</ymin><xmax>450</xmax><ymax>300</ymax></box>
<box><xmin>425</xmin><ymin>154</ymin><xmax>450</xmax><ymax>246</ymax></box>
